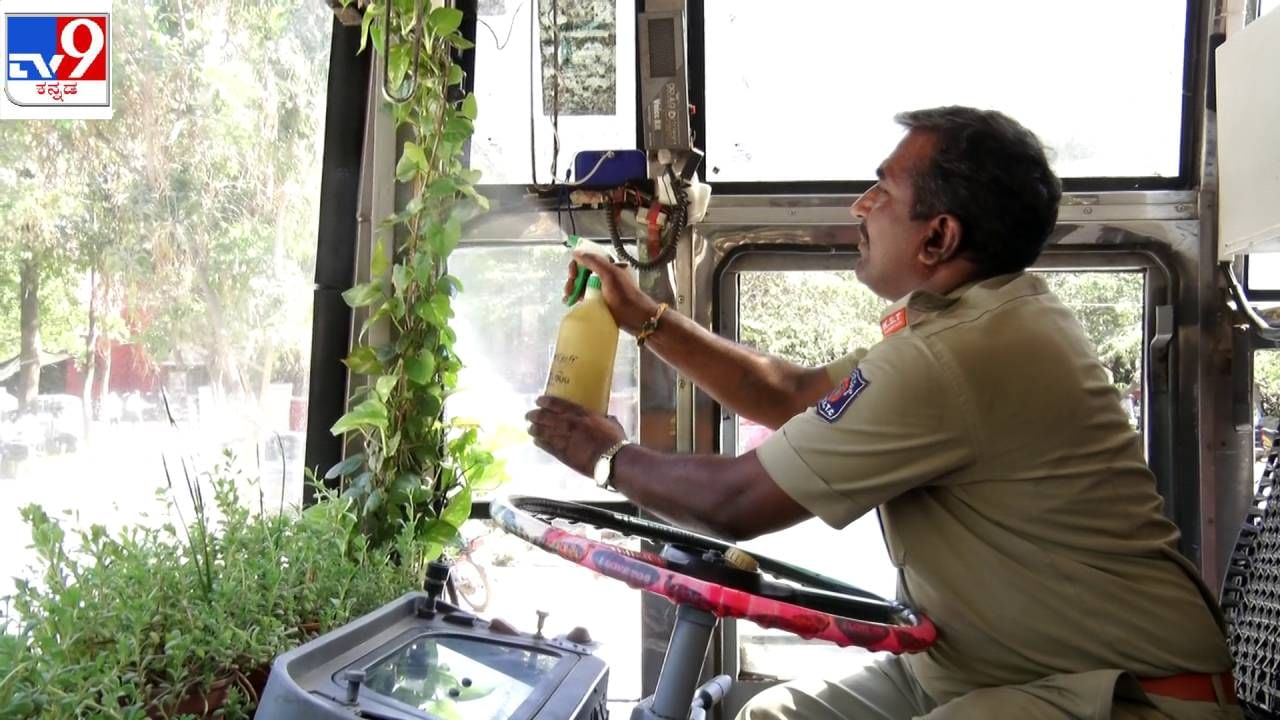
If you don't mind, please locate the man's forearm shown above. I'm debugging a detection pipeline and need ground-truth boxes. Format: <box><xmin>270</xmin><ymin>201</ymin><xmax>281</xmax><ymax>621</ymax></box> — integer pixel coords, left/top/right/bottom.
<box><xmin>641</xmin><ymin>308</ymin><xmax>831</xmax><ymax>429</ymax></box>
<box><xmin>608</xmin><ymin>444</ymin><xmax>806</xmax><ymax>541</ymax></box>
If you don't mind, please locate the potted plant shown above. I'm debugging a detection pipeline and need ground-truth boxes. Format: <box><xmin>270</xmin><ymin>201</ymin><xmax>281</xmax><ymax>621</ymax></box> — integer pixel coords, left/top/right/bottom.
<box><xmin>0</xmin><ymin>453</ymin><xmax>424</xmax><ymax>719</ymax></box>
<box><xmin>327</xmin><ymin>0</ymin><xmax>499</xmax><ymax>572</ymax></box>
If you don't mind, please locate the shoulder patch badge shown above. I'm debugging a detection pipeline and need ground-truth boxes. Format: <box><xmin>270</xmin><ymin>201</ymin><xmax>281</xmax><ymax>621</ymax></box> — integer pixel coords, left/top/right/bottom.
<box><xmin>880</xmin><ymin>308</ymin><xmax>908</xmax><ymax>337</ymax></box>
<box><xmin>816</xmin><ymin>368</ymin><xmax>869</xmax><ymax>423</ymax></box>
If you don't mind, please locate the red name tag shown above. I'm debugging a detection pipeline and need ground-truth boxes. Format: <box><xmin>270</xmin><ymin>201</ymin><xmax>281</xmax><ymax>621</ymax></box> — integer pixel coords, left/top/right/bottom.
<box><xmin>880</xmin><ymin>308</ymin><xmax>908</xmax><ymax>337</ymax></box>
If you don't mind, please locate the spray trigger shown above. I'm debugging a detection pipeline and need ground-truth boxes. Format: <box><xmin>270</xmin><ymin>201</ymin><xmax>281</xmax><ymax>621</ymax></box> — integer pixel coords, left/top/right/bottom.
<box><xmin>563</xmin><ymin>235</ymin><xmax>612</xmax><ymax>306</ymax></box>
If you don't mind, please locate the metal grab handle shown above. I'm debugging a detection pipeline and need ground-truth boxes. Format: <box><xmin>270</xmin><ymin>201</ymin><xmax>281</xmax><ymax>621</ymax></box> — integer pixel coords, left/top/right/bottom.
<box><xmin>1221</xmin><ymin>262</ymin><xmax>1280</xmax><ymax>342</ymax></box>
<box><xmin>381</xmin><ymin>0</ymin><xmax>423</xmax><ymax>103</ymax></box>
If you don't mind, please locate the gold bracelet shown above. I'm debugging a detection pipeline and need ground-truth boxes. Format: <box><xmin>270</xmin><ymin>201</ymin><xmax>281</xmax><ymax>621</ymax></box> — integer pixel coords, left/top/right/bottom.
<box><xmin>636</xmin><ymin>303</ymin><xmax>669</xmax><ymax>347</ymax></box>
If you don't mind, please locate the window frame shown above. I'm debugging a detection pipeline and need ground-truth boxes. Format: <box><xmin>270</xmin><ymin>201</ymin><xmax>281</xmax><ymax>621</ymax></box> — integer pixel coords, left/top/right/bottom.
<box><xmin>690</xmin><ymin>0</ymin><xmax>1201</xmax><ymax>194</ymax></box>
<box><xmin>472</xmin><ymin>0</ymin><xmax>1202</xmax><ymax>194</ymax></box>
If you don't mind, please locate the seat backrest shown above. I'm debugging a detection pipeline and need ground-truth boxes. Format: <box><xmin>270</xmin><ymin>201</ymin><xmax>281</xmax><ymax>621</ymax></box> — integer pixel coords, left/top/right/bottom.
<box><xmin>1221</xmin><ymin>450</ymin><xmax>1280</xmax><ymax>718</ymax></box>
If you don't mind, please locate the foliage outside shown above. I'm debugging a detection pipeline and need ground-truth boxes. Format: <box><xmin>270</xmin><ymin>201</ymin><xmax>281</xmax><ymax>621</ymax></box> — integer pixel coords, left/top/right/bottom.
<box><xmin>0</xmin><ymin>1</ymin><xmax>329</xmax><ymax>415</ymax></box>
<box><xmin>739</xmin><ymin>270</ymin><xmax>1145</xmax><ymax>395</ymax></box>
<box><xmin>327</xmin><ymin>0</ymin><xmax>500</xmax><ymax>564</ymax></box>
<box><xmin>0</xmin><ymin>454</ymin><xmax>420</xmax><ymax>719</ymax></box>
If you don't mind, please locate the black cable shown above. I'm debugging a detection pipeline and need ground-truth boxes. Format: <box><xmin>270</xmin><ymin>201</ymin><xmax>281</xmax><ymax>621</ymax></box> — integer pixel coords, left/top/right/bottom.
<box><xmin>609</xmin><ymin>166</ymin><xmax>687</xmax><ymax>270</ymax></box>
<box><xmin>476</xmin><ymin>2</ymin><xmax>523</xmax><ymax>51</ymax></box>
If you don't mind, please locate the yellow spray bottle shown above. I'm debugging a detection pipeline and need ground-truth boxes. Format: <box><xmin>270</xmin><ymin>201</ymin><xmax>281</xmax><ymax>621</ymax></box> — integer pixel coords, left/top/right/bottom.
<box><xmin>544</xmin><ymin>236</ymin><xmax>620</xmax><ymax>414</ymax></box>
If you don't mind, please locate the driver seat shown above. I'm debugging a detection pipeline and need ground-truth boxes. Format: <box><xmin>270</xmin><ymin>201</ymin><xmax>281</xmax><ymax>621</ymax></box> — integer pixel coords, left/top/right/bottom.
<box><xmin>1221</xmin><ymin>446</ymin><xmax>1280</xmax><ymax>718</ymax></box>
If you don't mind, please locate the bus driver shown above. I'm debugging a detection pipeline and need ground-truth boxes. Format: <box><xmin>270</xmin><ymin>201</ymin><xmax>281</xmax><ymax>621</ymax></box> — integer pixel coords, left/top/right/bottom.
<box><xmin>526</xmin><ymin>106</ymin><xmax>1240</xmax><ymax>720</ymax></box>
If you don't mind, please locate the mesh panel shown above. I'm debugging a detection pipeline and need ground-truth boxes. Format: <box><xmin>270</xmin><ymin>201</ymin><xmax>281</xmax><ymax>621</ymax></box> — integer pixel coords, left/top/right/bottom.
<box><xmin>1222</xmin><ymin>451</ymin><xmax>1280</xmax><ymax>716</ymax></box>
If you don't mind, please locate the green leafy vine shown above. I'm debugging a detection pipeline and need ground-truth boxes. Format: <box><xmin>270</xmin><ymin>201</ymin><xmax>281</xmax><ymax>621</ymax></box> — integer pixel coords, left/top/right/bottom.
<box><xmin>330</xmin><ymin>0</ymin><xmax>497</xmax><ymax>563</ymax></box>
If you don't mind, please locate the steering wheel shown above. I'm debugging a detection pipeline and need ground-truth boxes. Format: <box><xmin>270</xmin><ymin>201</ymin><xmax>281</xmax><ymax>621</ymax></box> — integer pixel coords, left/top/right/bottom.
<box><xmin>489</xmin><ymin>495</ymin><xmax>936</xmax><ymax>654</ymax></box>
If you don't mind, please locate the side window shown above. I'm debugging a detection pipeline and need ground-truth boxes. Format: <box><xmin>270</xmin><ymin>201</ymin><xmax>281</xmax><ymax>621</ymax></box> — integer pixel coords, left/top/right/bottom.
<box><xmin>0</xmin><ymin>6</ymin><xmax>332</xmax><ymax>603</ymax></box>
<box><xmin>727</xmin><ymin>267</ymin><xmax>1145</xmax><ymax>681</ymax></box>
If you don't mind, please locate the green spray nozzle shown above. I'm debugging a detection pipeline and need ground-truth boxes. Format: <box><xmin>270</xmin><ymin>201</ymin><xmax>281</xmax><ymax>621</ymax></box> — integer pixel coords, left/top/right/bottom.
<box><xmin>564</xmin><ymin>235</ymin><xmax>613</xmax><ymax>306</ymax></box>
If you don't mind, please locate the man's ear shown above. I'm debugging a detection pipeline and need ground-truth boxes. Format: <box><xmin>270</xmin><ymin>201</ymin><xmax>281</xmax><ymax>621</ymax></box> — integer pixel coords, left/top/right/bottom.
<box><xmin>918</xmin><ymin>214</ymin><xmax>963</xmax><ymax>267</ymax></box>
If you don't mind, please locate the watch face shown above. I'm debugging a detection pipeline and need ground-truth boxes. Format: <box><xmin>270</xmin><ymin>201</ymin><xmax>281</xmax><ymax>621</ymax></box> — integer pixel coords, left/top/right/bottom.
<box><xmin>593</xmin><ymin>455</ymin><xmax>611</xmax><ymax>488</ymax></box>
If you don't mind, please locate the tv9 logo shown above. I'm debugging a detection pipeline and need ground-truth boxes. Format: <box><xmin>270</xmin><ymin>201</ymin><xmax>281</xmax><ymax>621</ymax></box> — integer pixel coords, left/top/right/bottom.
<box><xmin>1</xmin><ymin>0</ymin><xmax>112</xmax><ymax>119</ymax></box>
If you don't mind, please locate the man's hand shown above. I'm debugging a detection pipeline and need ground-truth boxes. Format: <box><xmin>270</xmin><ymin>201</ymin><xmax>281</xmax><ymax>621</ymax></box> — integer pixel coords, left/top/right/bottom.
<box><xmin>568</xmin><ymin>251</ymin><xmax>660</xmax><ymax>334</ymax></box>
<box><xmin>526</xmin><ymin>395</ymin><xmax>627</xmax><ymax>476</ymax></box>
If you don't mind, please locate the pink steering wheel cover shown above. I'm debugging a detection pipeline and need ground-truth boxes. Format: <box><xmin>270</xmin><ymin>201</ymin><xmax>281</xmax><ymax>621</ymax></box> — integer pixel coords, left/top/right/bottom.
<box><xmin>490</xmin><ymin>496</ymin><xmax>936</xmax><ymax>654</ymax></box>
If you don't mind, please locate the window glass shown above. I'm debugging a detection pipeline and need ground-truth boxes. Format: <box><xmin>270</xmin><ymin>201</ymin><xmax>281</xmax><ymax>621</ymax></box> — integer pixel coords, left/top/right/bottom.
<box><xmin>448</xmin><ymin>245</ymin><xmax>640</xmax><ymax>501</ymax></box>
<box><xmin>730</xmin><ymin>268</ymin><xmax>1144</xmax><ymax>680</ymax></box>
<box><xmin>1253</xmin><ymin>350</ymin><xmax>1280</xmax><ymax>488</ymax></box>
<box><xmin>1247</xmin><ymin>253</ymin><xmax>1280</xmax><ymax>291</ymax></box>
<box><xmin>704</xmin><ymin>1</ymin><xmax>1187</xmax><ymax>182</ymax></box>
<box><xmin>0</xmin><ymin>5</ymin><xmax>331</xmax><ymax>601</ymax></box>
<box><xmin>472</xmin><ymin>0</ymin><xmax>636</xmax><ymax>185</ymax></box>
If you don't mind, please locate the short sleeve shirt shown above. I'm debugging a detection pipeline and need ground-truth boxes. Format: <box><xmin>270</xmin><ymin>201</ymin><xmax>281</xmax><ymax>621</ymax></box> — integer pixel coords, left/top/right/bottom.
<box><xmin>756</xmin><ymin>272</ymin><xmax>1233</xmax><ymax>705</ymax></box>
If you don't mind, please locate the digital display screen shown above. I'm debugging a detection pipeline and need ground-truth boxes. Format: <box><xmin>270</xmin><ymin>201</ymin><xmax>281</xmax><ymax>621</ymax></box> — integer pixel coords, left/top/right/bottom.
<box><xmin>648</xmin><ymin>18</ymin><xmax>676</xmax><ymax>77</ymax></box>
<box><xmin>359</xmin><ymin>635</ymin><xmax>561</xmax><ymax>719</ymax></box>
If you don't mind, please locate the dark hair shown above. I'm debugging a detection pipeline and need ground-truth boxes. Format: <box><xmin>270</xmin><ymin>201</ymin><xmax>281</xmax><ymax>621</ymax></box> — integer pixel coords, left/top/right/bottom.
<box><xmin>894</xmin><ymin>106</ymin><xmax>1062</xmax><ymax>276</ymax></box>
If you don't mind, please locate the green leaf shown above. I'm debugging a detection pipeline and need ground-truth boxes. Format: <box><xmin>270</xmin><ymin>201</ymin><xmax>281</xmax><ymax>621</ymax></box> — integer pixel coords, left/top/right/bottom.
<box><xmin>428</xmin><ymin>177</ymin><xmax>456</xmax><ymax>197</ymax></box>
<box><xmin>364</xmin><ymin>488</ymin><xmax>384</xmax><ymax>515</ymax></box>
<box><xmin>461</xmin><ymin>168</ymin><xmax>483</xmax><ymax>185</ymax></box>
<box><xmin>442</xmin><ymin>486</ymin><xmax>472</xmax><ymax>528</ymax></box>
<box><xmin>448</xmin><ymin>33</ymin><xmax>476</xmax><ymax>50</ymax></box>
<box><xmin>388</xmin><ymin>44</ymin><xmax>410</xmax><ymax>92</ymax></box>
<box><xmin>460</xmin><ymin>94</ymin><xmax>478</xmax><ymax>121</ymax></box>
<box><xmin>371</xmin><ymin>239</ymin><xmax>390</xmax><ymax>278</ymax></box>
<box><xmin>447</xmin><ymin>64</ymin><xmax>465</xmax><ymax>86</ymax></box>
<box><xmin>437</xmin><ymin>274</ymin><xmax>464</xmax><ymax>296</ymax></box>
<box><xmin>374</xmin><ymin>343</ymin><xmax>398</xmax><ymax>365</ymax></box>
<box><xmin>428</xmin><ymin>7</ymin><xmax>464</xmax><ymax>35</ymax></box>
<box><xmin>430</xmin><ymin>293</ymin><xmax>453</xmax><ymax>320</ymax></box>
<box><xmin>414</xmin><ymin>252</ymin><xmax>436</xmax><ymax>284</ymax></box>
<box><xmin>392</xmin><ymin>263</ymin><xmax>409</xmax><ymax>294</ymax></box>
<box><xmin>403</xmin><ymin>141</ymin><xmax>427</xmax><ymax>169</ymax></box>
<box><xmin>386</xmin><ymin>431</ymin><xmax>401</xmax><ymax>456</ymax></box>
<box><xmin>395</xmin><ymin>152</ymin><xmax>418</xmax><ymax>183</ymax></box>
<box><xmin>360</xmin><ymin>3</ymin><xmax>377</xmax><ymax>53</ymax></box>
<box><xmin>375</xmin><ymin>375</ymin><xmax>398</xmax><ymax>400</ymax></box>
<box><xmin>342</xmin><ymin>281</ymin><xmax>385</xmax><ymax>308</ymax></box>
<box><xmin>405</xmin><ymin>353</ymin><xmax>436</xmax><ymax>385</ymax></box>
<box><xmin>421</xmin><ymin>519</ymin><xmax>459</xmax><ymax>546</ymax></box>
<box><xmin>343</xmin><ymin>346</ymin><xmax>382</xmax><ymax>375</ymax></box>
<box><xmin>386</xmin><ymin>295</ymin><xmax>407</xmax><ymax>319</ymax></box>
<box><xmin>331</xmin><ymin>398</ymin><xmax>389</xmax><ymax>436</ymax></box>
<box><xmin>390</xmin><ymin>472</ymin><xmax>420</xmax><ymax>501</ymax></box>
<box><xmin>415</xmin><ymin>298</ymin><xmax>440</xmax><ymax>324</ymax></box>
<box><xmin>445</xmin><ymin>116</ymin><xmax>473</xmax><ymax>135</ymax></box>
<box><xmin>325</xmin><ymin>453</ymin><xmax>367</xmax><ymax>480</ymax></box>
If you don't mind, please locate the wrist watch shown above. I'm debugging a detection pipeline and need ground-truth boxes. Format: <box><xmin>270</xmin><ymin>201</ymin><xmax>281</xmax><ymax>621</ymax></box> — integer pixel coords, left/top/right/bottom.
<box><xmin>593</xmin><ymin>440</ymin><xmax>631</xmax><ymax>491</ymax></box>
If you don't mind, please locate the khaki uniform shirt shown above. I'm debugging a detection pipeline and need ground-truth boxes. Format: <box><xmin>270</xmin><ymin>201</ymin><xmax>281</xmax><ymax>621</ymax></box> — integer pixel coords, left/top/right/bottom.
<box><xmin>756</xmin><ymin>272</ymin><xmax>1233</xmax><ymax>711</ymax></box>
